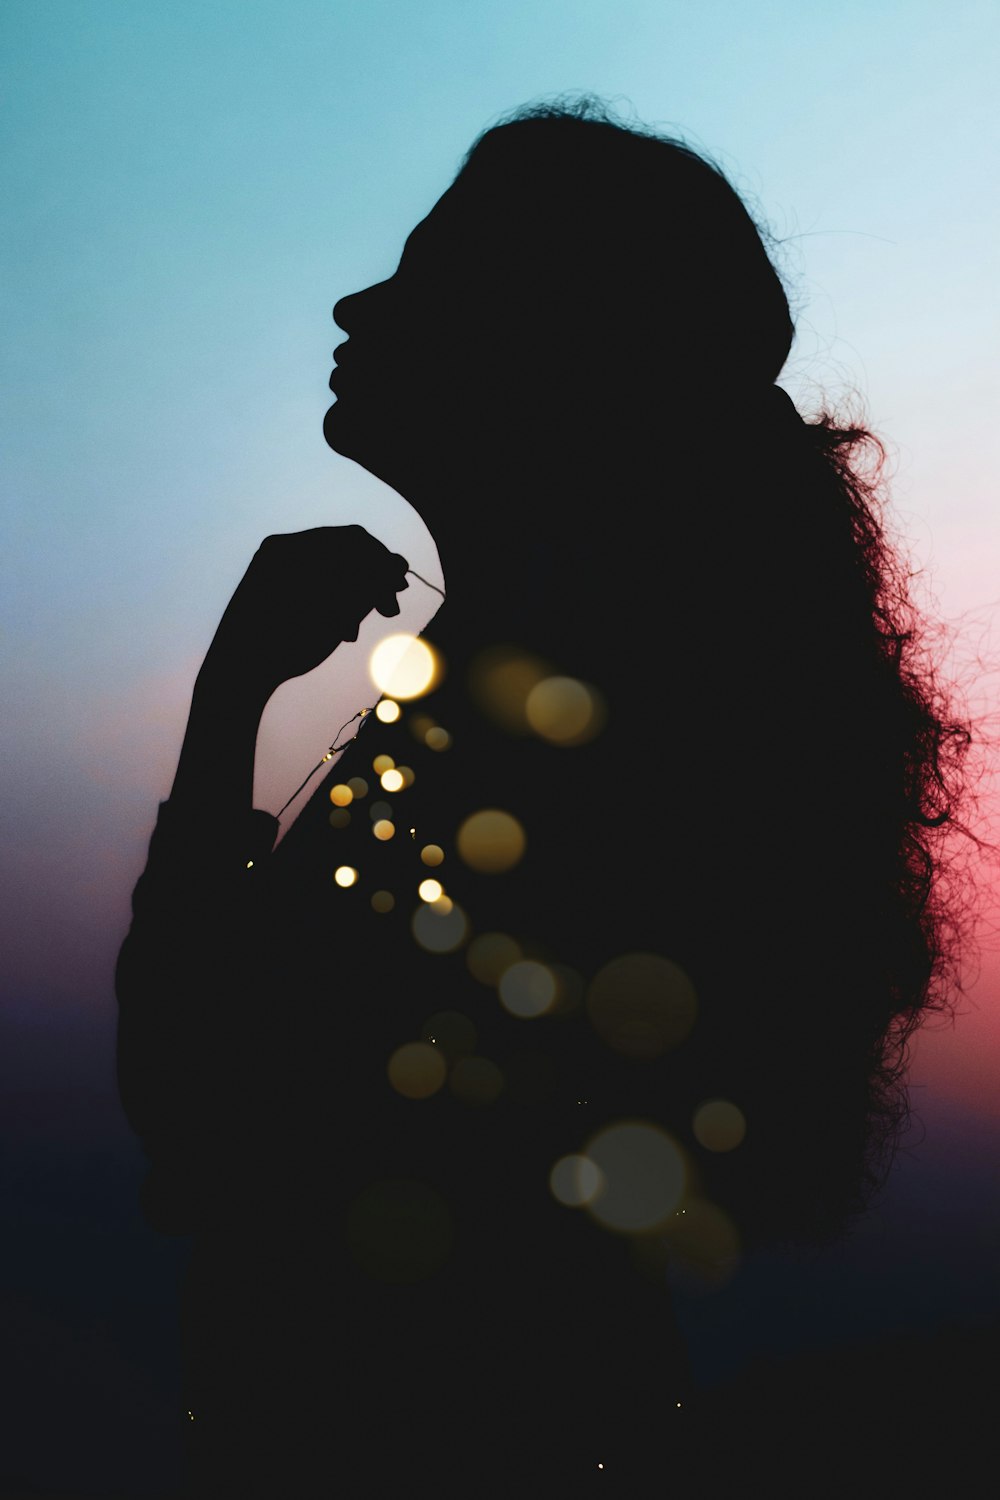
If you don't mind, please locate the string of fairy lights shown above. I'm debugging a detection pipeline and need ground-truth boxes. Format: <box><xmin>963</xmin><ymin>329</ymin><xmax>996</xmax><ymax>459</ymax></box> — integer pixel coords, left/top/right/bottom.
<box><xmin>293</xmin><ymin>607</ymin><xmax>749</xmax><ymax>1272</ymax></box>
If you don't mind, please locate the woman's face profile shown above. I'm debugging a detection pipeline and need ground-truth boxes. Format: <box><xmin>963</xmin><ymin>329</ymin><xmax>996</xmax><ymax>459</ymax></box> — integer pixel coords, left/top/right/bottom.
<box><xmin>323</xmin><ymin>182</ymin><xmax>494</xmax><ymax>488</ymax></box>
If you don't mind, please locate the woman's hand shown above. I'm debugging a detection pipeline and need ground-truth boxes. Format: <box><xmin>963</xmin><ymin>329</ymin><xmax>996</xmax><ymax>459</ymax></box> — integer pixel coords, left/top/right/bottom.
<box><xmin>199</xmin><ymin>525</ymin><xmax>411</xmax><ymax>701</ymax></box>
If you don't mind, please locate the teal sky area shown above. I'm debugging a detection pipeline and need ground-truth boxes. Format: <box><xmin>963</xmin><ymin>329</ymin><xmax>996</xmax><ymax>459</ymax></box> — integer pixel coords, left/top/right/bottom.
<box><xmin>3</xmin><ymin>0</ymin><xmax>1000</xmax><ymax>1111</ymax></box>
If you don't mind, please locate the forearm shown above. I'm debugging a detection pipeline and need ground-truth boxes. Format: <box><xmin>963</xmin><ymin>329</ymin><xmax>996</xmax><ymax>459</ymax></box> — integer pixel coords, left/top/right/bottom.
<box><xmin>169</xmin><ymin>656</ymin><xmax>275</xmax><ymax>822</ymax></box>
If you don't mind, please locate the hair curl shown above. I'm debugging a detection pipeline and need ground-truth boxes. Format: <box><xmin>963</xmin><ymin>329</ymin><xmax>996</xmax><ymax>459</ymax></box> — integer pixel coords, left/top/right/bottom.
<box><xmin>459</xmin><ymin>94</ymin><xmax>986</xmax><ymax>1246</ymax></box>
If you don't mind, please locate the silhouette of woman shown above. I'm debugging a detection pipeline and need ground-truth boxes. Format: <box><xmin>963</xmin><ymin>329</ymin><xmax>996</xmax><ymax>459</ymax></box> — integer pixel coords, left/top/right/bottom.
<box><xmin>116</xmin><ymin>99</ymin><xmax>977</xmax><ymax>1496</ymax></box>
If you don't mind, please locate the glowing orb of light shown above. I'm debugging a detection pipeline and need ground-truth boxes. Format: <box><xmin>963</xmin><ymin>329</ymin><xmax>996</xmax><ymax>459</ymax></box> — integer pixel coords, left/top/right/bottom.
<box><xmin>371</xmin><ymin>890</ymin><xmax>395</xmax><ymax>913</ymax></box>
<box><xmin>369</xmin><ymin>634</ymin><xmax>440</xmax><ymax>700</ymax></box>
<box><xmin>373</xmin><ymin>820</ymin><xmax>395</xmax><ymax>841</ymax></box>
<box><xmin>456</xmin><ymin>809</ymin><xmax>526</xmax><ymax>873</ymax></box>
<box><xmin>425</xmin><ymin>726</ymin><xmax>451</xmax><ymax>750</ymax></box>
<box><xmin>345</xmin><ymin>1179</ymin><xmax>453</xmax><ymax>1283</ymax></box>
<box><xmin>525</xmin><ymin>675</ymin><xmax>606</xmax><ymax>746</ymax></box>
<box><xmin>549</xmin><ymin>1153</ymin><xmax>606</xmax><ymax>1208</ymax></box>
<box><xmin>468</xmin><ymin>645</ymin><xmax>551</xmax><ymax>733</ymax></box>
<box><xmin>396</xmin><ymin>765</ymin><xmax>415</xmax><ymax>787</ymax></box>
<box><xmin>412</xmin><ymin>899</ymin><xmax>468</xmax><ymax>954</ymax></box>
<box><xmin>498</xmin><ymin>960</ymin><xmax>558</xmax><ymax>1018</ymax></box>
<box><xmin>334</xmin><ymin>866</ymin><xmax>359</xmax><ymax>888</ymax></box>
<box><xmin>376</xmin><ymin>699</ymin><xmax>401</xmax><ymax>723</ymax></box>
<box><xmin>329</xmin><ymin>783</ymin><xmax>353</xmax><ymax>807</ymax></box>
<box><xmin>420</xmin><ymin>1010</ymin><xmax>477</xmax><ymax>1060</ymax></box>
<box><xmin>387</xmin><ymin>1041</ymin><xmax>448</xmax><ymax>1099</ymax></box>
<box><xmin>466</xmin><ymin>932</ymin><xmax>522</xmax><ymax>985</ymax></box>
<box><xmin>449</xmin><ymin>1055</ymin><xmax>505</xmax><ymax>1106</ymax></box>
<box><xmin>662</xmin><ymin>1198</ymin><xmax>741</xmax><ymax>1285</ymax></box>
<box><xmin>586</xmin><ymin>953</ymin><xmax>698</xmax><ymax>1061</ymax></box>
<box><xmin>372</xmin><ymin>754</ymin><xmax>395</xmax><ymax>775</ymax></box>
<box><xmin>583</xmin><ymin>1121</ymin><xmax>686</xmax><ymax>1232</ymax></box>
<box><xmin>381</xmin><ymin>768</ymin><xmax>405</xmax><ymax>792</ymax></box>
<box><xmin>692</xmin><ymin>1099</ymin><xmax>747</xmax><ymax>1153</ymax></box>
<box><xmin>347</xmin><ymin>776</ymin><xmax>368</xmax><ymax>798</ymax></box>
<box><xmin>418</xmin><ymin>878</ymin><xmax>443</xmax><ymax>903</ymax></box>
<box><xmin>420</xmin><ymin>844</ymin><xmax>444</xmax><ymax>867</ymax></box>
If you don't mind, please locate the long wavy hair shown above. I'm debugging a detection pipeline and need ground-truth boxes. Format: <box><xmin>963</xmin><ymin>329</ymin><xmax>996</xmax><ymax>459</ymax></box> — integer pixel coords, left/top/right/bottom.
<box><xmin>451</xmin><ymin>96</ymin><xmax>985</xmax><ymax>1248</ymax></box>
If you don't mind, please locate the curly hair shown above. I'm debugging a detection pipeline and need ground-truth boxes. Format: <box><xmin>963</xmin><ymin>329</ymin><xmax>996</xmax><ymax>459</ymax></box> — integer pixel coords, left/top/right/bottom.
<box><xmin>456</xmin><ymin>94</ymin><xmax>985</xmax><ymax>1247</ymax></box>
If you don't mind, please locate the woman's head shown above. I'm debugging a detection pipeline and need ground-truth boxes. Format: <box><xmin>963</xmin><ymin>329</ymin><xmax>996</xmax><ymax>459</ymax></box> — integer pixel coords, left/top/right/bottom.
<box><xmin>324</xmin><ymin>98</ymin><xmax>796</xmax><ymax>507</ymax></box>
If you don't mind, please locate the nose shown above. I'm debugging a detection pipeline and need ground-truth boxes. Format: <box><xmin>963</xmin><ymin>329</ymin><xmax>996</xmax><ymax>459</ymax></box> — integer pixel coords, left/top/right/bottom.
<box><xmin>333</xmin><ymin>278</ymin><xmax>392</xmax><ymax>334</ymax></box>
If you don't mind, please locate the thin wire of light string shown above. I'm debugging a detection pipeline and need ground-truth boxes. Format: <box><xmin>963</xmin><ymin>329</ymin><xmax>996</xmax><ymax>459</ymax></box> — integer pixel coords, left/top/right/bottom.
<box><xmin>274</xmin><ymin>567</ymin><xmax>446</xmax><ymax>822</ymax></box>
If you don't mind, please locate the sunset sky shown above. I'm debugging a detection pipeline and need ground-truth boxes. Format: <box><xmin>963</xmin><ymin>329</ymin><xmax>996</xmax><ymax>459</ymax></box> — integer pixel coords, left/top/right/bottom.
<box><xmin>3</xmin><ymin>1</ymin><xmax>999</xmax><ymax>1490</ymax></box>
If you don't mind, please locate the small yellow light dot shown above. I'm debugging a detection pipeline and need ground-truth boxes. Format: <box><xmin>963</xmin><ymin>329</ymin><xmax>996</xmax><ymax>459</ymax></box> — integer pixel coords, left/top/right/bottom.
<box><xmin>329</xmin><ymin>783</ymin><xmax>354</xmax><ymax>807</ymax></box>
<box><xmin>246</xmin><ymin>860</ymin><xmax>254</xmax><ymax>869</ymax></box>
<box><xmin>372</xmin><ymin>754</ymin><xmax>395</xmax><ymax>775</ymax></box>
<box><xmin>418</xmin><ymin>878</ymin><xmax>443</xmax><ymax>903</ymax></box>
<box><xmin>381</xmin><ymin>768</ymin><xmax>405</xmax><ymax>792</ymax></box>
<box><xmin>373</xmin><ymin>819</ymin><xmax>395</xmax><ymax>841</ymax></box>
<box><xmin>376</xmin><ymin>699</ymin><xmax>401</xmax><ymax>723</ymax></box>
<box><xmin>420</xmin><ymin>844</ymin><xmax>444</xmax><ymax>867</ymax></box>
<box><xmin>335</xmin><ymin>866</ymin><xmax>359</xmax><ymax>888</ymax></box>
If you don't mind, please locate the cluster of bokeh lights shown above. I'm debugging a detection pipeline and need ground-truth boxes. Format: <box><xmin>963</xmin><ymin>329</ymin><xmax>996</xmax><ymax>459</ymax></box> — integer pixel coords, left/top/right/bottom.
<box><xmin>336</xmin><ymin>633</ymin><xmax>748</xmax><ymax>1286</ymax></box>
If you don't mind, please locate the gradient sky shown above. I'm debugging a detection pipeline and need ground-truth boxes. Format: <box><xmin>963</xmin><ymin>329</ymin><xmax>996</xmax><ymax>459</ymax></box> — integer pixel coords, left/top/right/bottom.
<box><xmin>2</xmin><ymin>2</ymin><xmax>1000</xmax><ymax>1485</ymax></box>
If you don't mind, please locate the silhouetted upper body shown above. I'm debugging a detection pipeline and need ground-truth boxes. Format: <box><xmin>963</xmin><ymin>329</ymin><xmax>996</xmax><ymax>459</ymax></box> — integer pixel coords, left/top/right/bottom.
<box><xmin>116</xmin><ymin>100</ymin><xmax>973</xmax><ymax>1497</ymax></box>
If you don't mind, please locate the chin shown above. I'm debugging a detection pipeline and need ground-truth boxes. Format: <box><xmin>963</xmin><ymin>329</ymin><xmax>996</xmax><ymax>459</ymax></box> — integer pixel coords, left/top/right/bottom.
<box><xmin>322</xmin><ymin>401</ymin><xmax>351</xmax><ymax>455</ymax></box>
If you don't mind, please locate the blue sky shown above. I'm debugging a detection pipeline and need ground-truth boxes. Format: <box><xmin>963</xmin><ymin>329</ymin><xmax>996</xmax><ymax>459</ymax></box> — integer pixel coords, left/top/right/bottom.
<box><xmin>3</xmin><ymin>5</ymin><xmax>1000</xmax><ymax>1490</ymax></box>
<box><xmin>3</xmin><ymin>0</ymin><xmax>1000</xmax><ymax>1089</ymax></box>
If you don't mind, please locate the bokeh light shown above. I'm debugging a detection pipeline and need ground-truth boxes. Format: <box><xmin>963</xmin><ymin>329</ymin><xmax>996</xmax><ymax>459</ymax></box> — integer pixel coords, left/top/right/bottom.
<box><xmin>692</xmin><ymin>1099</ymin><xmax>747</xmax><ymax>1152</ymax></box>
<box><xmin>498</xmin><ymin>960</ymin><xmax>558</xmax><ymax>1018</ymax></box>
<box><xmin>328</xmin><ymin>808</ymin><xmax>351</xmax><ymax>829</ymax></box>
<box><xmin>373</xmin><ymin>819</ymin><xmax>395</xmax><ymax>841</ymax></box>
<box><xmin>347</xmin><ymin>777</ymin><xmax>368</xmax><ymax>798</ymax></box>
<box><xmin>420</xmin><ymin>1010</ymin><xmax>477</xmax><ymax>1060</ymax></box>
<box><xmin>418</xmin><ymin>878</ymin><xmax>443</xmax><ymax>903</ymax></box>
<box><xmin>420</xmin><ymin>844</ymin><xmax>444</xmax><ymax>867</ymax></box>
<box><xmin>525</xmin><ymin>675</ymin><xmax>607</xmax><ymax>746</ymax></box>
<box><xmin>345</xmin><ymin>1179</ymin><xmax>453</xmax><ymax>1284</ymax></box>
<box><xmin>548</xmin><ymin>963</ymin><xmax>585</xmax><ymax>1017</ymax></box>
<box><xmin>425</xmin><ymin>726</ymin><xmax>451</xmax><ymax>750</ymax></box>
<box><xmin>371</xmin><ymin>890</ymin><xmax>395</xmax><ymax>913</ymax></box>
<box><xmin>372</xmin><ymin>754</ymin><xmax>395</xmax><ymax>775</ymax></box>
<box><xmin>387</xmin><ymin>1041</ymin><xmax>448</xmax><ymax>1099</ymax></box>
<box><xmin>466</xmin><ymin>932</ymin><xmax>522</xmax><ymax>985</ymax></box>
<box><xmin>468</xmin><ymin>645</ymin><xmax>551</xmax><ymax>733</ymax></box>
<box><xmin>412</xmin><ymin>900</ymin><xmax>468</xmax><ymax>953</ymax></box>
<box><xmin>396</xmin><ymin>765</ymin><xmax>415</xmax><ymax>787</ymax></box>
<box><xmin>369</xmin><ymin>634</ymin><xmax>440</xmax><ymax>700</ymax></box>
<box><xmin>381</xmin><ymin>768</ymin><xmax>405</xmax><ymax>792</ymax></box>
<box><xmin>449</xmin><ymin>1055</ymin><xmax>505</xmax><ymax>1106</ymax></box>
<box><xmin>329</xmin><ymin>783</ymin><xmax>353</xmax><ymax>807</ymax></box>
<box><xmin>375</xmin><ymin>699</ymin><xmax>401</xmax><ymax>723</ymax></box>
<box><xmin>334</xmin><ymin>866</ymin><xmax>359</xmax><ymax>888</ymax></box>
<box><xmin>549</xmin><ymin>1153</ymin><xmax>606</xmax><ymax>1208</ymax></box>
<box><xmin>662</xmin><ymin>1198</ymin><xmax>741</xmax><ymax>1286</ymax></box>
<box><xmin>370</xmin><ymin>800</ymin><xmax>393</xmax><ymax>821</ymax></box>
<box><xmin>583</xmin><ymin>1121</ymin><xmax>686</xmax><ymax>1233</ymax></box>
<box><xmin>456</xmin><ymin>809</ymin><xmax>526</xmax><ymax>873</ymax></box>
<box><xmin>586</xmin><ymin>953</ymin><xmax>698</xmax><ymax>1060</ymax></box>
